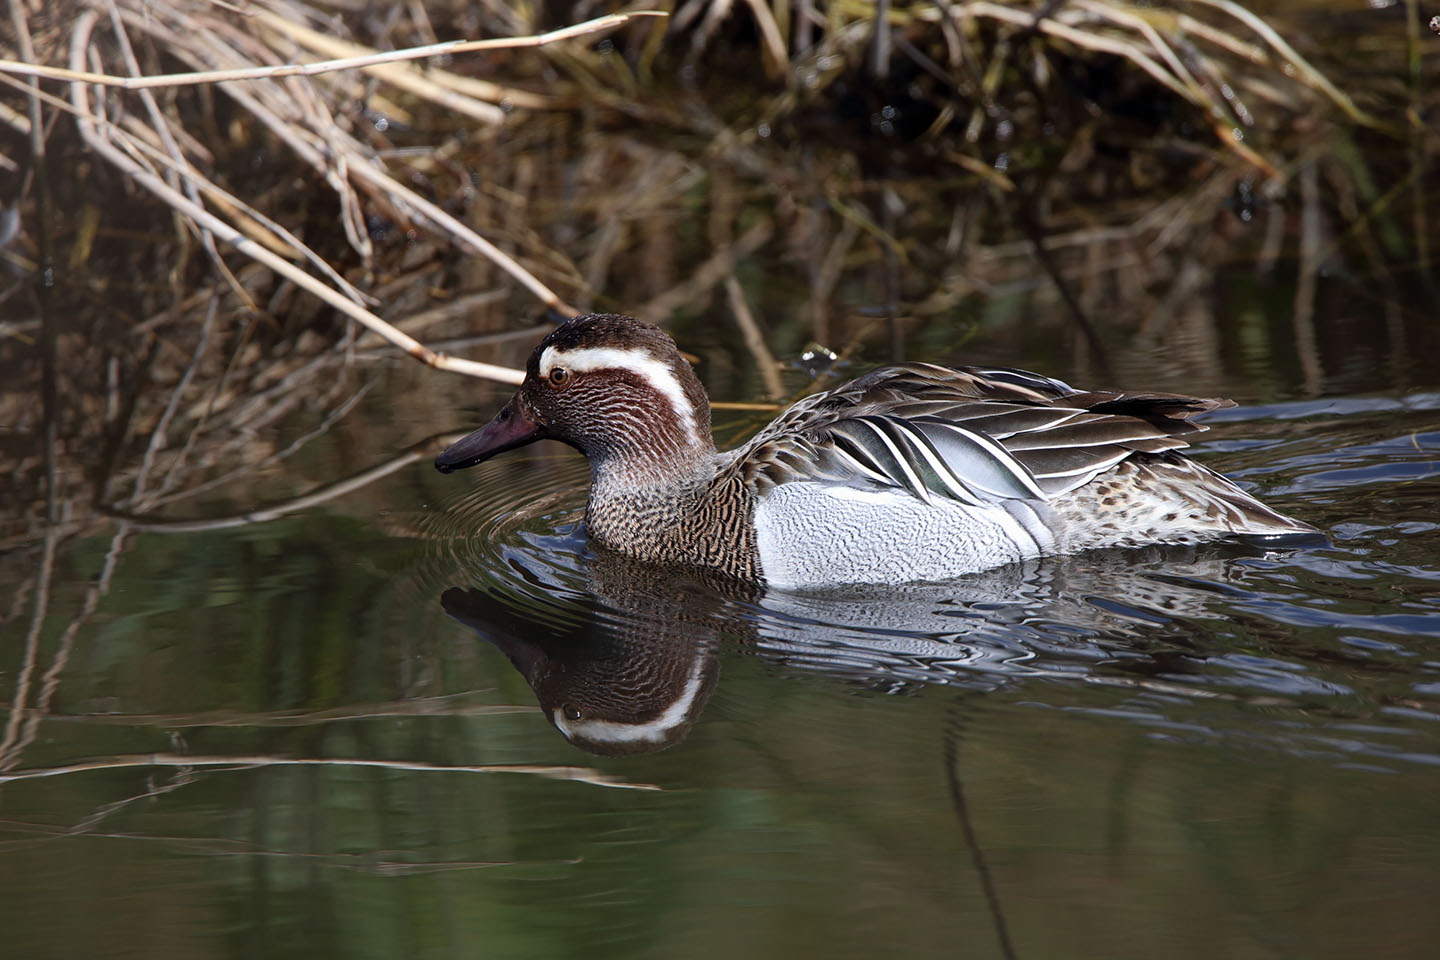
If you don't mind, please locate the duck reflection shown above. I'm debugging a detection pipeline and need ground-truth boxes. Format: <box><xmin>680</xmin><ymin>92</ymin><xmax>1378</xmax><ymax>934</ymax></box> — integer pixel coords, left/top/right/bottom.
<box><xmin>442</xmin><ymin>557</ymin><xmax>754</xmax><ymax>755</ymax></box>
<box><xmin>444</xmin><ymin>541</ymin><xmax>1283</xmax><ymax>756</ymax></box>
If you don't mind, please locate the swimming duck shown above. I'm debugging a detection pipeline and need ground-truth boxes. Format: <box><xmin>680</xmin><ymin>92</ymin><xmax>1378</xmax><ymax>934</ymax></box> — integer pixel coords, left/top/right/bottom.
<box><xmin>435</xmin><ymin>314</ymin><xmax>1315</xmax><ymax>587</ymax></box>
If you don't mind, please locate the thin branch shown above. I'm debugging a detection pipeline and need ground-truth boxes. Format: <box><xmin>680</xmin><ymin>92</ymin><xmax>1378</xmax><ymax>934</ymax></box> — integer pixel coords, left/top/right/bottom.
<box><xmin>13</xmin><ymin>696</ymin><xmax>532</xmax><ymax>729</ymax></box>
<box><xmin>66</xmin><ymin>10</ymin><xmax>525</xmax><ymax>385</ymax></box>
<box><xmin>0</xmin><ymin>12</ymin><xmax>667</xmax><ymax>90</ymax></box>
<box><xmin>100</xmin><ymin>439</ymin><xmax>438</xmax><ymax>532</ymax></box>
<box><xmin>724</xmin><ymin>275</ymin><xmax>784</xmax><ymax>401</ymax></box>
<box><xmin>0</xmin><ymin>753</ymin><xmax>661</xmax><ymax>791</ymax></box>
<box><xmin>0</xmin><ymin>530</ymin><xmax>58</xmax><ymax>770</ymax></box>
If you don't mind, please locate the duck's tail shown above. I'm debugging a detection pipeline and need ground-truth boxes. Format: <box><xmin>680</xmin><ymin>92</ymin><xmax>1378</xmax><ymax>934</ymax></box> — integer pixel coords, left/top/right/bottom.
<box><xmin>1052</xmin><ymin>452</ymin><xmax>1320</xmax><ymax>551</ymax></box>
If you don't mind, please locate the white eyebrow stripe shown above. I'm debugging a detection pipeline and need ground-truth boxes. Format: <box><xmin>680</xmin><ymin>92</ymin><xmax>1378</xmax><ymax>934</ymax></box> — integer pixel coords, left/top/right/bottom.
<box><xmin>539</xmin><ymin>344</ymin><xmax>699</xmax><ymax>443</ymax></box>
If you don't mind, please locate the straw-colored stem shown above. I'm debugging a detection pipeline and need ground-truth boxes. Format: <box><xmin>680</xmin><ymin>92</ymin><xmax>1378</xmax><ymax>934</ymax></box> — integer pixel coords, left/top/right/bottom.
<box><xmin>0</xmin><ymin>752</ymin><xmax>660</xmax><ymax>790</ymax></box>
<box><xmin>725</xmin><ymin>275</ymin><xmax>785</xmax><ymax>400</ymax></box>
<box><xmin>1187</xmin><ymin>0</ymin><xmax>1389</xmax><ymax>131</ymax></box>
<box><xmin>68</xmin><ymin>10</ymin><xmax>525</xmax><ymax>385</ymax></box>
<box><xmin>0</xmin><ymin>11</ymin><xmax>665</xmax><ymax>91</ymax></box>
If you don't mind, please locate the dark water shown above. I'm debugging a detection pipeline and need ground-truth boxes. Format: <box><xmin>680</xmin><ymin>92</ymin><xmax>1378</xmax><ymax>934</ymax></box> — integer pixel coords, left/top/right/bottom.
<box><xmin>3</xmin><ymin>352</ymin><xmax>1439</xmax><ymax>959</ymax></box>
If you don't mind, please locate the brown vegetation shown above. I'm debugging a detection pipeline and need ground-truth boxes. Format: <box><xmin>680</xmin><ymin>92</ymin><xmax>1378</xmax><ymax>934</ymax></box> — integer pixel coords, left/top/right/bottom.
<box><xmin>0</xmin><ymin>0</ymin><xmax>1433</xmax><ymax>554</ymax></box>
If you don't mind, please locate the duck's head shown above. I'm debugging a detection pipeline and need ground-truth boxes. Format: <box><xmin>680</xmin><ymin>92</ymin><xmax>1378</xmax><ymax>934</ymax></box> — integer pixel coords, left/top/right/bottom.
<box><xmin>434</xmin><ymin>315</ymin><xmax>715</xmax><ymax>478</ymax></box>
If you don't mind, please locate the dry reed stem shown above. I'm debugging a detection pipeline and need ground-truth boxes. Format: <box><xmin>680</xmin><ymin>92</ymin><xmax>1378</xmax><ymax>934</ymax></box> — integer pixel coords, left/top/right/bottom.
<box><xmin>636</xmin><ymin>219</ymin><xmax>774</xmax><ymax>325</ymax></box>
<box><xmin>740</xmin><ymin>0</ymin><xmax>790</xmax><ymax>76</ymax></box>
<box><xmin>124</xmin><ymin>134</ymin><xmax>374</xmax><ymax>302</ymax></box>
<box><xmin>67</xmin><ymin>9</ymin><xmax>529</xmax><ymax>385</ymax></box>
<box><xmin>24</xmin><ymin>696</ymin><xmax>532</xmax><ymax>728</ymax></box>
<box><xmin>104</xmin><ymin>0</ymin><xmax>245</xmax><ymax>311</ymax></box>
<box><xmin>250</xmin><ymin>7</ymin><xmax>565</xmax><ymax>114</ymax></box>
<box><xmin>21</xmin><ymin>0</ymin><xmax>623</xmax><ymax>340</ymax></box>
<box><xmin>724</xmin><ymin>274</ymin><xmax>785</xmax><ymax>400</ymax></box>
<box><xmin>962</xmin><ymin>2</ymin><xmax>1278</xmax><ymax>173</ymax></box>
<box><xmin>0</xmin><ymin>10</ymin><xmax>665</xmax><ymax>91</ymax></box>
<box><xmin>0</xmin><ymin>752</ymin><xmax>661</xmax><ymax>790</ymax></box>
<box><xmin>1187</xmin><ymin>0</ymin><xmax>1386</xmax><ymax>130</ymax></box>
<box><xmin>103</xmin><ymin>440</ymin><xmax>434</xmax><ymax>530</ymax></box>
<box><xmin>126</xmin><ymin>1</ymin><xmax>578</xmax><ymax>308</ymax></box>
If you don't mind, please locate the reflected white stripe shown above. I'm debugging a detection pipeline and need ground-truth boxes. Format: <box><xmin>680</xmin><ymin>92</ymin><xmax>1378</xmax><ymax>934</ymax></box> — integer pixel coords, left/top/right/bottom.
<box><xmin>552</xmin><ymin>658</ymin><xmax>708</xmax><ymax>745</ymax></box>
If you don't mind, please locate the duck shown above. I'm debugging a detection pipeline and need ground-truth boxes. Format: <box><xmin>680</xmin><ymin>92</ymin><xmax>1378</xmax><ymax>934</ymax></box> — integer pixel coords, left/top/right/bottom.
<box><xmin>435</xmin><ymin>314</ymin><xmax>1317</xmax><ymax>587</ymax></box>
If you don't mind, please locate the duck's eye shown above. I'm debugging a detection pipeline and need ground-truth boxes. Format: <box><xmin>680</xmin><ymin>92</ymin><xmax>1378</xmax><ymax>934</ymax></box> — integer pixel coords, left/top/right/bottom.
<box><xmin>562</xmin><ymin>703</ymin><xmax>582</xmax><ymax>721</ymax></box>
<box><xmin>549</xmin><ymin>367</ymin><xmax>570</xmax><ymax>386</ymax></box>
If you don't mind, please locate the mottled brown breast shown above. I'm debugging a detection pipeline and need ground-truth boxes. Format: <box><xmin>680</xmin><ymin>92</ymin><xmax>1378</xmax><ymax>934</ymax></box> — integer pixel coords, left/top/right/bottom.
<box><xmin>585</xmin><ymin>472</ymin><xmax>761</xmax><ymax>581</ymax></box>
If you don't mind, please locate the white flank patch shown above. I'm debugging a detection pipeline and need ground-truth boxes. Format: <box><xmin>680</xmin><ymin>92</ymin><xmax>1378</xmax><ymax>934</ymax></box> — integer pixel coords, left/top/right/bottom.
<box><xmin>551</xmin><ymin>659</ymin><xmax>708</xmax><ymax>746</ymax></box>
<box><xmin>754</xmin><ymin>481</ymin><xmax>1051</xmax><ymax>586</ymax></box>
<box><xmin>539</xmin><ymin>344</ymin><xmax>698</xmax><ymax>442</ymax></box>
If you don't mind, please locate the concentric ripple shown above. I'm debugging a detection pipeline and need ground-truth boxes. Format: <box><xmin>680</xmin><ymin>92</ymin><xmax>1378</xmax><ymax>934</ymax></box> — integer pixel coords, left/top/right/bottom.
<box><xmin>418</xmin><ymin>452</ymin><xmax>595</xmax><ymax>631</ymax></box>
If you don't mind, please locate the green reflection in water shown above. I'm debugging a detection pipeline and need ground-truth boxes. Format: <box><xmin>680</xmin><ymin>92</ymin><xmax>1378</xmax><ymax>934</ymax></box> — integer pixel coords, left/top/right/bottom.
<box><xmin>2</xmin><ymin>501</ymin><xmax>1439</xmax><ymax>959</ymax></box>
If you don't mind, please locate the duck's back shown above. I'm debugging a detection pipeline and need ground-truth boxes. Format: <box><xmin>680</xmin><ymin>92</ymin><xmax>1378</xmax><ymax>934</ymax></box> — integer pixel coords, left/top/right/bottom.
<box><xmin>727</xmin><ymin>363</ymin><xmax>1314</xmax><ymax>586</ymax></box>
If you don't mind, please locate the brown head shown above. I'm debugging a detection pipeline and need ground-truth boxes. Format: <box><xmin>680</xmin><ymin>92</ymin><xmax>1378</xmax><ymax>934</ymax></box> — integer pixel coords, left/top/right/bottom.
<box><xmin>434</xmin><ymin>315</ymin><xmax>715</xmax><ymax>482</ymax></box>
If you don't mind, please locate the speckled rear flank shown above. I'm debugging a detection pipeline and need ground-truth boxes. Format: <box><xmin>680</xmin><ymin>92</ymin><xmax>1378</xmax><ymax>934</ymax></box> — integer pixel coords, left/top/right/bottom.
<box><xmin>1046</xmin><ymin>452</ymin><xmax>1309</xmax><ymax>551</ymax></box>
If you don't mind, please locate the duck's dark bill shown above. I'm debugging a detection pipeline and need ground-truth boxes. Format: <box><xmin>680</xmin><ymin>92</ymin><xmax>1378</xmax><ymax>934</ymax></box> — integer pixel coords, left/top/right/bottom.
<box><xmin>434</xmin><ymin>399</ymin><xmax>544</xmax><ymax>473</ymax></box>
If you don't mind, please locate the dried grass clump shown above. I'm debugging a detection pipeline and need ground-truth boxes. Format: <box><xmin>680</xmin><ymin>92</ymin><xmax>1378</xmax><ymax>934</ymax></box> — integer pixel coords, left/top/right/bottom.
<box><xmin>0</xmin><ymin>2</ymin><xmax>668</xmax><ymax>378</ymax></box>
<box><xmin>677</xmin><ymin>0</ymin><xmax>1395</xmax><ymax>154</ymax></box>
<box><xmin>0</xmin><ymin>1</ymin><xmax>655</xmax><ymax>548</ymax></box>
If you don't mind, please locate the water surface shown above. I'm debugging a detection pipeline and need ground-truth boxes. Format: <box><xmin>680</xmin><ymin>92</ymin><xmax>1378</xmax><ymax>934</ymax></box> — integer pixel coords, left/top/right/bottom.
<box><xmin>3</xmin><ymin>364</ymin><xmax>1438</xmax><ymax>959</ymax></box>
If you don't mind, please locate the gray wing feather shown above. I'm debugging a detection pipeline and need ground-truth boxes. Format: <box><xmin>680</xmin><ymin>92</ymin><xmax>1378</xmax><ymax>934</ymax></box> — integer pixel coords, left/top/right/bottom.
<box><xmin>827</xmin><ymin>418</ymin><xmax>941</xmax><ymax>504</ymax></box>
<box><xmin>729</xmin><ymin>362</ymin><xmax>1230</xmax><ymax>506</ymax></box>
<box><xmin>907</xmin><ymin>420</ymin><xmax>1047</xmax><ymax>501</ymax></box>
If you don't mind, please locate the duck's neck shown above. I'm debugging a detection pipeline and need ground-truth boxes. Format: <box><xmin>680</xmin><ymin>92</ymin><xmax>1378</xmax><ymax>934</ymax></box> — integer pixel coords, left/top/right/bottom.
<box><xmin>584</xmin><ymin>438</ymin><xmax>719</xmax><ymax>560</ymax></box>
